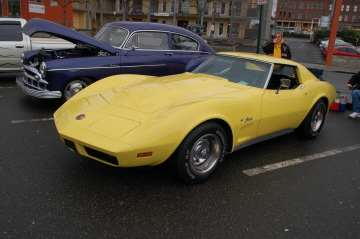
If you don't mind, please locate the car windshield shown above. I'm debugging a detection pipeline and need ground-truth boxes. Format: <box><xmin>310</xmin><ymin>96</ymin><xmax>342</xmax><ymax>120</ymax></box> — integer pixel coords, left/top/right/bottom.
<box><xmin>192</xmin><ymin>55</ymin><xmax>272</xmax><ymax>89</ymax></box>
<box><xmin>95</xmin><ymin>26</ymin><xmax>128</xmax><ymax>47</ymax></box>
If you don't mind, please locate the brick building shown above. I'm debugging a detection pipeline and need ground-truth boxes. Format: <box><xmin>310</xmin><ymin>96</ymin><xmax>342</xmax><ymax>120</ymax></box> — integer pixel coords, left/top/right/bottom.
<box><xmin>1</xmin><ymin>0</ymin><xmax>73</xmax><ymax>27</ymax></box>
<box><xmin>275</xmin><ymin>0</ymin><xmax>360</xmax><ymax>32</ymax></box>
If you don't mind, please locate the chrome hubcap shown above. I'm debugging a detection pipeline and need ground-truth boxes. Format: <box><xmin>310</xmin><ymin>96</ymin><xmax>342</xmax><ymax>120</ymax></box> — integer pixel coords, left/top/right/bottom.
<box><xmin>190</xmin><ymin>134</ymin><xmax>221</xmax><ymax>173</ymax></box>
<box><xmin>65</xmin><ymin>82</ymin><xmax>87</xmax><ymax>100</ymax></box>
<box><xmin>311</xmin><ymin>106</ymin><xmax>325</xmax><ymax>131</ymax></box>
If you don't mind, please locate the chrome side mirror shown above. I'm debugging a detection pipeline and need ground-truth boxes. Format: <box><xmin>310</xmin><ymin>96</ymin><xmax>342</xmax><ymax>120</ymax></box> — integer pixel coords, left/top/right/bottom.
<box><xmin>275</xmin><ymin>78</ymin><xmax>291</xmax><ymax>94</ymax></box>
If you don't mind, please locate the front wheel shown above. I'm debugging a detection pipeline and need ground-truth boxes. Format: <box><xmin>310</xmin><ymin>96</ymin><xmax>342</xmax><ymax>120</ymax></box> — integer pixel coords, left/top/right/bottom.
<box><xmin>168</xmin><ymin>122</ymin><xmax>227</xmax><ymax>184</ymax></box>
<box><xmin>296</xmin><ymin>99</ymin><xmax>326</xmax><ymax>139</ymax></box>
<box><xmin>63</xmin><ymin>78</ymin><xmax>91</xmax><ymax>101</ymax></box>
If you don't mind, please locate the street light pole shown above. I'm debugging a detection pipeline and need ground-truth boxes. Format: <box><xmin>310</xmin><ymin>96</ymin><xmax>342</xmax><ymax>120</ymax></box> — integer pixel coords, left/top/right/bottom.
<box><xmin>256</xmin><ymin>4</ymin><xmax>263</xmax><ymax>54</ymax></box>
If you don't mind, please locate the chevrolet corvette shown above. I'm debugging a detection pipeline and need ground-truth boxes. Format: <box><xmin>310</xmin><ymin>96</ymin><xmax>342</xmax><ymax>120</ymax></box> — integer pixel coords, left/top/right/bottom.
<box><xmin>54</xmin><ymin>52</ymin><xmax>336</xmax><ymax>184</ymax></box>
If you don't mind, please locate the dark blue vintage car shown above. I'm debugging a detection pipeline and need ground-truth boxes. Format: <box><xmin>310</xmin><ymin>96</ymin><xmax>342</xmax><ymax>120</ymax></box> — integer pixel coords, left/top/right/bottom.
<box><xmin>16</xmin><ymin>18</ymin><xmax>215</xmax><ymax>101</ymax></box>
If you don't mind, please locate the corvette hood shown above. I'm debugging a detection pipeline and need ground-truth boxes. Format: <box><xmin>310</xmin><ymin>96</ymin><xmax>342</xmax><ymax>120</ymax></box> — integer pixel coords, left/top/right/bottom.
<box><xmin>99</xmin><ymin>73</ymin><xmax>247</xmax><ymax>114</ymax></box>
<box><xmin>22</xmin><ymin>18</ymin><xmax>116</xmax><ymax>53</ymax></box>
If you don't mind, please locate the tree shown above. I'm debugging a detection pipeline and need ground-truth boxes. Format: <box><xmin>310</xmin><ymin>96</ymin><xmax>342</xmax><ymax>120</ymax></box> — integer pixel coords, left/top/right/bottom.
<box><xmin>191</xmin><ymin>0</ymin><xmax>213</xmax><ymax>24</ymax></box>
<box><xmin>122</xmin><ymin>0</ymin><xmax>134</xmax><ymax>21</ymax></box>
<box><xmin>55</xmin><ymin>0</ymin><xmax>87</xmax><ymax>27</ymax></box>
<box><xmin>89</xmin><ymin>0</ymin><xmax>98</xmax><ymax>36</ymax></box>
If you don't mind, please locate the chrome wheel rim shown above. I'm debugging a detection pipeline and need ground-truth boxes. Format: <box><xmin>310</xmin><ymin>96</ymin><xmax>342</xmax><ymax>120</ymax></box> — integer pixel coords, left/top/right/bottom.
<box><xmin>65</xmin><ymin>81</ymin><xmax>87</xmax><ymax>100</ymax></box>
<box><xmin>311</xmin><ymin>105</ymin><xmax>325</xmax><ymax>132</ymax></box>
<box><xmin>189</xmin><ymin>133</ymin><xmax>221</xmax><ymax>173</ymax></box>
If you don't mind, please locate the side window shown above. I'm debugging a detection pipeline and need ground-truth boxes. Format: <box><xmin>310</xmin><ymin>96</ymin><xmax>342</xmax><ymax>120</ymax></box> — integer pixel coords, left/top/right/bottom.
<box><xmin>0</xmin><ymin>21</ymin><xmax>23</xmax><ymax>41</ymax></box>
<box><xmin>338</xmin><ymin>48</ymin><xmax>347</xmax><ymax>53</ymax></box>
<box><xmin>96</xmin><ymin>26</ymin><xmax>128</xmax><ymax>47</ymax></box>
<box><xmin>126</xmin><ymin>32</ymin><xmax>169</xmax><ymax>50</ymax></box>
<box><xmin>267</xmin><ymin>65</ymin><xmax>299</xmax><ymax>90</ymax></box>
<box><xmin>172</xmin><ymin>34</ymin><xmax>199</xmax><ymax>51</ymax></box>
<box><xmin>347</xmin><ymin>48</ymin><xmax>359</xmax><ymax>54</ymax></box>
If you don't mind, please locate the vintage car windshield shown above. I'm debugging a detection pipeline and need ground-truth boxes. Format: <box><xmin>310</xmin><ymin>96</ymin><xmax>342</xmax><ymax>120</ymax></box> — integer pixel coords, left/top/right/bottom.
<box><xmin>192</xmin><ymin>56</ymin><xmax>272</xmax><ymax>89</ymax></box>
<box><xmin>95</xmin><ymin>26</ymin><xmax>128</xmax><ymax>47</ymax></box>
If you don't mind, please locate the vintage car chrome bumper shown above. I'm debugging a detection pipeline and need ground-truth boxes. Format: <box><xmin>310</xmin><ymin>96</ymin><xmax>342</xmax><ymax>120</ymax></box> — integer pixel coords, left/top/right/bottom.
<box><xmin>16</xmin><ymin>75</ymin><xmax>62</xmax><ymax>99</ymax></box>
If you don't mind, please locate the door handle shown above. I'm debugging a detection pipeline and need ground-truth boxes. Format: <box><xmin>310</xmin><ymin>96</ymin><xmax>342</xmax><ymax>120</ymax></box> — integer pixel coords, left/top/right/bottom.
<box><xmin>15</xmin><ymin>45</ymin><xmax>24</xmax><ymax>48</ymax></box>
<box><xmin>165</xmin><ymin>53</ymin><xmax>173</xmax><ymax>56</ymax></box>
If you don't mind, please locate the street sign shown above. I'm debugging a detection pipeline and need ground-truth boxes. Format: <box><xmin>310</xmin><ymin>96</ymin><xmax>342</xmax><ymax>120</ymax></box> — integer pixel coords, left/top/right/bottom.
<box><xmin>257</xmin><ymin>0</ymin><xmax>267</xmax><ymax>5</ymax></box>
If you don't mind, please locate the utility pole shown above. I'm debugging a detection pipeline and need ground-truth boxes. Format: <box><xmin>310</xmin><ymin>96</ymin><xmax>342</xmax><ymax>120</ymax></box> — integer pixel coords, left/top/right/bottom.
<box><xmin>210</xmin><ymin>0</ymin><xmax>216</xmax><ymax>46</ymax></box>
<box><xmin>173</xmin><ymin>0</ymin><xmax>177</xmax><ymax>25</ymax></box>
<box><xmin>326</xmin><ymin>0</ymin><xmax>342</xmax><ymax>66</ymax></box>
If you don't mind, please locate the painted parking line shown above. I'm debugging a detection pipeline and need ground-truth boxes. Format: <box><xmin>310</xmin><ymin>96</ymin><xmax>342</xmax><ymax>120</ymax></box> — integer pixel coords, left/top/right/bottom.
<box><xmin>243</xmin><ymin>143</ymin><xmax>360</xmax><ymax>176</ymax></box>
<box><xmin>11</xmin><ymin>117</ymin><xmax>54</xmax><ymax>124</ymax></box>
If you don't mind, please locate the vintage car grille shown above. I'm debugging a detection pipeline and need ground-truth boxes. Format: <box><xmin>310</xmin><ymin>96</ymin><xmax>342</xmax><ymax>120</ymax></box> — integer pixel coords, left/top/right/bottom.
<box><xmin>22</xmin><ymin>65</ymin><xmax>48</xmax><ymax>91</ymax></box>
<box><xmin>64</xmin><ymin>139</ymin><xmax>78</xmax><ymax>153</ymax></box>
<box><xmin>84</xmin><ymin>146</ymin><xmax>119</xmax><ymax>165</ymax></box>
<box><xmin>64</xmin><ymin>138</ymin><xmax>118</xmax><ymax>165</ymax></box>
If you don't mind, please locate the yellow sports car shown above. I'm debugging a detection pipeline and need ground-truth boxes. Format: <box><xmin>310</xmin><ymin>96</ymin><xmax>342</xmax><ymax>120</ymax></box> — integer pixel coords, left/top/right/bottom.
<box><xmin>54</xmin><ymin>52</ymin><xmax>336</xmax><ymax>184</ymax></box>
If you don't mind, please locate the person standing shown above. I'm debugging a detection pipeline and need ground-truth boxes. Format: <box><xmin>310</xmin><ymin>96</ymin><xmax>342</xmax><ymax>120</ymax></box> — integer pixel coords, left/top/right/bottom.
<box><xmin>262</xmin><ymin>31</ymin><xmax>292</xmax><ymax>74</ymax></box>
<box><xmin>346</xmin><ymin>71</ymin><xmax>360</xmax><ymax>118</ymax></box>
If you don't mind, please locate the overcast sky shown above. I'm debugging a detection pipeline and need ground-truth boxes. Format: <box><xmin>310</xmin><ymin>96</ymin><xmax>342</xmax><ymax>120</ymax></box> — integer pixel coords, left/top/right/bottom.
<box><xmin>272</xmin><ymin>0</ymin><xmax>278</xmax><ymax>15</ymax></box>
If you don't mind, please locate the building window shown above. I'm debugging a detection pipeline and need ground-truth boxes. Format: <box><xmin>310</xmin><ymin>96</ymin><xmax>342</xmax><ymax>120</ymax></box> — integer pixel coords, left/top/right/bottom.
<box><xmin>339</xmin><ymin>15</ymin><xmax>342</xmax><ymax>21</ymax></box>
<box><xmin>204</xmin><ymin>1</ymin><xmax>209</xmax><ymax>15</ymax></box>
<box><xmin>171</xmin><ymin>0</ymin><xmax>175</xmax><ymax>12</ymax></box>
<box><xmin>316</xmin><ymin>2</ymin><xmax>319</xmax><ymax>10</ymax></box>
<box><xmin>355</xmin><ymin>6</ymin><xmax>358</xmax><ymax>12</ymax></box>
<box><xmin>7</xmin><ymin>0</ymin><xmax>21</xmax><ymax>17</ymax></box>
<box><xmin>284</xmin><ymin>1</ymin><xmax>288</xmax><ymax>8</ymax></box>
<box><xmin>293</xmin><ymin>1</ymin><xmax>297</xmax><ymax>9</ymax></box>
<box><xmin>344</xmin><ymin>15</ymin><xmax>348</xmax><ymax>21</ymax></box>
<box><xmin>288</xmin><ymin>12</ymin><xmax>291</xmax><ymax>18</ymax></box>
<box><xmin>346</xmin><ymin>5</ymin><xmax>350</xmax><ymax>11</ymax></box>
<box><xmin>352</xmin><ymin>15</ymin><xmax>356</xmax><ymax>22</ymax></box>
<box><xmin>341</xmin><ymin>5</ymin><xmax>344</xmax><ymax>11</ymax></box>
<box><xmin>299</xmin><ymin>2</ymin><xmax>304</xmax><ymax>9</ymax></box>
<box><xmin>133</xmin><ymin>0</ymin><xmax>143</xmax><ymax>13</ymax></box>
<box><xmin>220</xmin><ymin>2</ymin><xmax>225</xmax><ymax>14</ymax></box>
<box><xmin>289</xmin><ymin>1</ymin><xmax>292</xmax><ymax>8</ymax></box>
<box><xmin>150</xmin><ymin>0</ymin><xmax>159</xmax><ymax>12</ymax></box>
<box><xmin>29</xmin><ymin>0</ymin><xmax>43</xmax><ymax>3</ymax></box>
<box><xmin>329</xmin><ymin>4</ymin><xmax>333</xmax><ymax>11</ymax></box>
<box><xmin>358</xmin><ymin>16</ymin><xmax>360</xmax><ymax>22</ymax></box>
<box><xmin>279</xmin><ymin>11</ymin><xmax>282</xmax><ymax>18</ymax></box>
<box><xmin>298</xmin><ymin>12</ymin><xmax>303</xmax><ymax>19</ymax></box>
<box><xmin>280</xmin><ymin>1</ymin><xmax>284</xmax><ymax>8</ymax></box>
<box><xmin>162</xmin><ymin>0</ymin><xmax>166</xmax><ymax>12</ymax></box>
<box><xmin>311</xmin><ymin>2</ymin><xmax>314</xmax><ymax>9</ymax></box>
<box><xmin>306</xmin><ymin>2</ymin><xmax>310</xmax><ymax>9</ymax></box>
<box><xmin>320</xmin><ymin>2</ymin><xmax>324</xmax><ymax>10</ymax></box>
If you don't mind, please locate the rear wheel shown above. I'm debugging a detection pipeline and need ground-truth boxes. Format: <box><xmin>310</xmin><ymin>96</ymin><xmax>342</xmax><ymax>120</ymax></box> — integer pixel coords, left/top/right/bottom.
<box><xmin>63</xmin><ymin>78</ymin><xmax>92</xmax><ymax>101</ymax></box>
<box><xmin>168</xmin><ymin>122</ymin><xmax>227</xmax><ymax>184</ymax></box>
<box><xmin>296</xmin><ymin>99</ymin><xmax>326</xmax><ymax>139</ymax></box>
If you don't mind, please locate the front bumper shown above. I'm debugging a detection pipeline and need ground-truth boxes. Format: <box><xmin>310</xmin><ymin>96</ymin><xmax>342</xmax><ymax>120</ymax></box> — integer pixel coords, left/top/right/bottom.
<box><xmin>16</xmin><ymin>75</ymin><xmax>62</xmax><ymax>99</ymax></box>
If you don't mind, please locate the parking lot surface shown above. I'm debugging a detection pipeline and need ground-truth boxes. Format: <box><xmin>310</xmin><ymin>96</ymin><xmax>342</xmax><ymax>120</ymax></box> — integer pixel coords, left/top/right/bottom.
<box><xmin>1</xmin><ymin>38</ymin><xmax>360</xmax><ymax>238</ymax></box>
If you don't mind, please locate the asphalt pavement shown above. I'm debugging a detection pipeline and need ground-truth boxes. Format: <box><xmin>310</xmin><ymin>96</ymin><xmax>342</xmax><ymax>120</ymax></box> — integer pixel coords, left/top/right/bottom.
<box><xmin>2</xmin><ymin>38</ymin><xmax>360</xmax><ymax>238</ymax></box>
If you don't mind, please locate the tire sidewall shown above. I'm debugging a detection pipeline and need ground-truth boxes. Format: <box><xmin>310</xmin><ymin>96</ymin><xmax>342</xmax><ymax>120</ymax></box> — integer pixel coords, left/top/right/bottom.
<box><xmin>174</xmin><ymin>123</ymin><xmax>227</xmax><ymax>184</ymax></box>
<box><xmin>298</xmin><ymin>99</ymin><xmax>326</xmax><ymax>139</ymax></box>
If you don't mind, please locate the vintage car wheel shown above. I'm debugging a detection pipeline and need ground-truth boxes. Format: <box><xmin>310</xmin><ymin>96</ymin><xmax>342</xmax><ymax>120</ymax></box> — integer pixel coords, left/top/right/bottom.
<box><xmin>169</xmin><ymin>122</ymin><xmax>227</xmax><ymax>184</ymax></box>
<box><xmin>296</xmin><ymin>99</ymin><xmax>326</xmax><ymax>139</ymax></box>
<box><xmin>63</xmin><ymin>78</ymin><xmax>91</xmax><ymax>101</ymax></box>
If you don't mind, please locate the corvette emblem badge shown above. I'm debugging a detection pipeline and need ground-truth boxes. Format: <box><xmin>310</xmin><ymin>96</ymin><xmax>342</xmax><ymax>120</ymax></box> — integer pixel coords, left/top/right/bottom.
<box><xmin>76</xmin><ymin>114</ymin><xmax>86</xmax><ymax>120</ymax></box>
